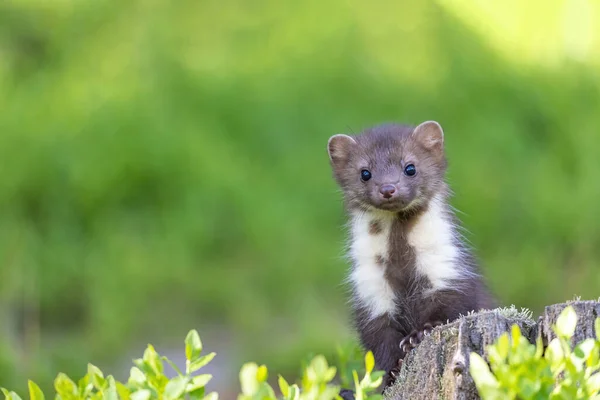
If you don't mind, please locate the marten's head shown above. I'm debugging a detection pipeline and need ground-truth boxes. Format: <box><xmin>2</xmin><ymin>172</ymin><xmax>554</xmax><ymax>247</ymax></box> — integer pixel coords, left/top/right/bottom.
<box><xmin>327</xmin><ymin>121</ymin><xmax>447</xmax><ymax>214</ymax></box>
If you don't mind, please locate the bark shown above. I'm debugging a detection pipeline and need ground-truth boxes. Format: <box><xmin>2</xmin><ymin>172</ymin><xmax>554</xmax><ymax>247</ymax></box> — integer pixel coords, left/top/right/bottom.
<box><xmin>384</xmin><ymin>300</ymin><xmax>600</xmax><ymax>400</ymax></box>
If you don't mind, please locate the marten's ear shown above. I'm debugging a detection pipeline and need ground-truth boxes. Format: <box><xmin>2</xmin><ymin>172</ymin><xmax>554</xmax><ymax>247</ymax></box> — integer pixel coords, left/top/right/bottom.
<box><xmin>413</xmin><ymin>121</ymin><xmax>444</xmax><ymax>152</ymax></box>
<box><xmin>327</xmin><ymin>134</ymin><xmax>357</xmax><ymax>165</ymax></box>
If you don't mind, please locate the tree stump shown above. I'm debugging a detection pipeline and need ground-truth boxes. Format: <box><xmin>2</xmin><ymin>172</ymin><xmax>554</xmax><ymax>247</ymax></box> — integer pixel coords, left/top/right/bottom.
<box><xmin>384</xmin><ymin>300</ymin><xmax>600</xmax><ymax>400</ymax></box>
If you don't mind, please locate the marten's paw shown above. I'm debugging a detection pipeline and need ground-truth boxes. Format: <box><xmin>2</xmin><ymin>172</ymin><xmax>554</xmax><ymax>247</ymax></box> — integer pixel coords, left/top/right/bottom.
<box><xmin>338</xmin><ymin>389</ymin><xmax>356</xmax><ymax>400</ymax></box>
<box><xmin>384</xmin><ymin>363</ymin><xmax>401</xmax><ymax>390</ymax></box>
<box><xmin>388</xmin><ymin>359</ymin><xmax>403</xmax><ymax>380</ymax></box>
<box><xmin>385</xmin><ymin>321</ymin><xmax>444</xmax><ymax>389</ymax></box>
<box><xmin>385</xmin><ymin>353</ymin><xmax>409</xmax><ymax>389</ymax></box>
<box><xmin>399</xmin><ymin>321</ymin><xmax>443</xmax><ymax>356</ymax></box>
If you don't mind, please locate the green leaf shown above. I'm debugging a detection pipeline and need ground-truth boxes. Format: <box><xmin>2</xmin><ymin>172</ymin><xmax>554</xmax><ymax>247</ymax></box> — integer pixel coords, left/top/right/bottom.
<box><xmin>185</xmin><ymin>388</ymin><xmax>206</xmax><ymax>400</ymax></box>
<box><xmin>496</xmin><ymin>333</ymin><xmax>510</xmax><ymax>361</ymax></box>
<box><xmin>202</xmin><ymin>393</ymin><xmax>218</xmax><ymax>400</ymax></box>
<box><xmin>143</xmin><ymin>345</ymin><xmax>158</xmax><ymax>362</ymax></box>
<box><xmin>128</xmin><ymin>367</ymin><xmax>146</xmax><ymax>385</ymax></box>
<box><xmin>535</xmin><ymin>333</ymin><xmax>545</xmax><ymax>359</ymax></box>
<box><xmin>287</xmin><ymin>385</ymin><xmax>299</xmax><ymax>400</ymax></box>
<box><xmin>324</xmin><ymin>366</ymin><xmax>337</xmax><ymax>382</ymax></box>
<box><xmin>239</xmin><ymin>363</ymin><xmax>259</xmax><ymax>396</ymax></box>
<box><xmin>142</xmin><ymin>345</ymin><xmax>164</xmax><ymax>375</ymax></box>
<box><xmin>133</xmin><ymin>359</ymin><xmax>146</xmax><ymax>373</ymax></box>
<box><xmin>116</xmin><ymin>382</ymin><xmax>131</xmax><ymax>399</ymax></box>
<box><xmin>510</xmin><ymin>324</ymin><xmax>522</xmax><ymax>348</ymax></box>
<box><xmin>588</xmin><ymin>372</ymin><xmax>600</xmax><ymax>394</ymax></box>
<box><xmin>77</xmin><ymin>375</ymin><xmax>93</xmax><ymax>398</ymax></box>
<box><xmin>104</xmin><ymin>377</ymin><xmax>119</xmax><ymax>400</ymax></box>
<box><xmin>186</xmin><ymin>375</ymin><xmax>212</xmax><ymax>392</ymax></box>
<box><xmin>262</xmin><ymin>384</ymin><xmax>277</xmax><ymax>400</ymax></box>
<box><xmin>28</xmin><ymin>381</ymin><xmax>44</xmax><ymax>400</ymax></box>
<box><xmin>588</xmin><ymin>342</ymin><xmax>600</xmax><ymax>369</ymax></box>
<box><xmin>188</xmin><ymin>353</ymin><xmax>216</xmax><ymax>373</ymax></box>
<box><xmin>87</xmin><ymin>364</ymin><xmax>106</xmax><ymax>389</ymax></box>
<box><xmin>54</xmin><ymin>373</ymin><xmax>78</xmax><ymax>398</ymax></box>
<box><xmin>573</xmin><ymin>338</ymin><xmax>596</xmax><ymax>360</ymax></box>
<box><xmin>468</xmin><ymin>352</ymin><xmax>501</xmax><ymax>397</ymax></box>
<box><xmin>311</xmin><ymin>355</ymin><xmax>328</xmax><ymax>379</ymax></box>
<box><xmin>278</xmin><ymin>375</ymin><xmax>290</xmax><ymax>397</ymax></box>
<box><xmin>87</xmin><ymin>364</ymin><xmax>104</xmax><ymax>379</ymax></box>
<box><xmin>319</xmin><ymin>386</ymin><xmax>341</xmax><ymax>400</ymax></box>
<box><xmin>185</xmin><ymin>330</ymin><xmax>203</xmax><ymax>362</ymax></box>
<box><xmin>6</xmin><ymin>392</ymin><xmax>21</xmax><ymax>400</ymax></box>
<box><xmin>0</xmin><ymin>390</ymin><xmax>22</xmax><ymax>400</ymax></box>
<box><xmin>595</xmin><ymin>318</ymin><xmax>600</xmax><ymax>342</ymax></box>
<box><xmin>365</xmin><ymin>351</ymin><xmax>375</xmax><ymax>374</ymax></box>
<box><xmin>517</xmin><ymin>376</ymin><xmax>541</xmax><ymax>398</ymax></box>
<box><xmin>130</xmin><ymin>389</ymin><xmax>151</xmax><ymax>400</ymax></box>
<box><xmin>188</xmin><ymin>387</ymin><xmax>206</xmax><ymax>400</ymax></box>
<box><xmin>164</xmin><ymin>376</ymin><xmax>189</xmax><ymax>400</ymax></box>
<box><xmin>352</xmin><ymin>371</ymin><xmax>362</xmax><ymax>400</ymax></box>
<box><xmin>256</xmin><ymin>365</ymin><xmax>268</xmax><ymax>382</ymax></box>
<box><xmin>0</xmin><ymin>388</ymin><xmax>21</xmax><ymax>400</ymax></box>
<box><xmin>547</xmin><ymin>338</ymin><xmax>565</xmax><ymax>372</ymax></box>
<box><xmin>555</xmin><ymin>306</ymin><xmax>577</xmax><ymax>338</ymax></box>
<box><xmin>370</xmin><ymin>371</ymin><xmax>385</xmax><ymax>387</ymax></box>
<box><xmin>551</xmin><ymin>383</ymin><xmax>576</xmax><ymax>400</ymax></box>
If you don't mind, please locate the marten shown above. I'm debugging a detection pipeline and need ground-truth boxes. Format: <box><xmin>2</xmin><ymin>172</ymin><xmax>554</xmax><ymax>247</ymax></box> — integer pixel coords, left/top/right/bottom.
<box><xmin>326</xmin><ymin>121</ymin><xmax>495</xmax><ymax>395</ymax></box>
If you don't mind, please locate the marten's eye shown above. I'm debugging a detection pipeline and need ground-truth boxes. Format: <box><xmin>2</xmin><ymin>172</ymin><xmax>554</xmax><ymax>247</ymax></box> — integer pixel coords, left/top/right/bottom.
<box><xmin>360</xmin><ymin>169</ymin><xmax>372</xmax><ymax>181</ymax></box>
<box><xmin>404</xmin><ymin>164</ymin><xmax>416</xmax><ymax>176</ymax></box>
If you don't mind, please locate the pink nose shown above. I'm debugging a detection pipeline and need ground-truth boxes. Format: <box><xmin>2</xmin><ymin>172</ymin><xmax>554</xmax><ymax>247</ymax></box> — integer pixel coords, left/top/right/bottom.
<box><xmin>379</xmin><ymin>184</ymin><xmax>396</xmax><ymax>199</ymax></box>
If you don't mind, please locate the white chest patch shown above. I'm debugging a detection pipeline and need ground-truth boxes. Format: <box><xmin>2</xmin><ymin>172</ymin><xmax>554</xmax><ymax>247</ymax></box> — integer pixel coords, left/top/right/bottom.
<box><xmin>348</xmin><ymin>197</ymin><xmax>464</xmax><ymax>321</ymax></box>
<box><xmin>408</xmin><ymin>196</ymin><xmax>463</xmax><ymax>291</ymax></box>
<box><xmin>348</xmin><ymin>210</ymin><xmax>396</xmax><ymax>319</ymax></box>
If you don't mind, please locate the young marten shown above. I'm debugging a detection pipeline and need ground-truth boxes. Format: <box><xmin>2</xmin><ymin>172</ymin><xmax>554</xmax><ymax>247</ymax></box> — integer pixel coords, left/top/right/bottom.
<box><xmin>327</xmin><ymin>121</ymin><xmax>495</xmax><ymax>394</ymax></box>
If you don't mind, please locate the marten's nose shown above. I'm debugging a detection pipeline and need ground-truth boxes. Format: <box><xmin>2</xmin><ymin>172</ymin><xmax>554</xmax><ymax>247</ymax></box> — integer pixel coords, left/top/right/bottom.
<box><xmin>379</xmin><ymin>184</ymin><xmax>396</xmax><ymax>199</ymax></box>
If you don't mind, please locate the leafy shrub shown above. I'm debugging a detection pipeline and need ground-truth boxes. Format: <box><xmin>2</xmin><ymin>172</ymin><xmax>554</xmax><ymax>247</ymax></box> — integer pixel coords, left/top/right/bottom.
<box><xmin>470</xmin><ymin>306</ymin><xmax>600</xmax><ymax>400</ymax></box>
<box><xmin>1</xmin><ymin>330</ymin><xmax>383</xmax><ymax>400</ymax></box>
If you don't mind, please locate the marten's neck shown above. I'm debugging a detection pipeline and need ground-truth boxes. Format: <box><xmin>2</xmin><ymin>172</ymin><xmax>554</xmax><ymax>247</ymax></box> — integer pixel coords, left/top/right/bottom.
<box><xmin>347</xmin><ymin>191</ymin><xmax>476</xmax><ymax>321</ymax></box>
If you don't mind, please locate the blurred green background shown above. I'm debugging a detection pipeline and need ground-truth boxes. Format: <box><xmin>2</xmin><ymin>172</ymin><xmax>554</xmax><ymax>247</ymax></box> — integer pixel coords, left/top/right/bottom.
<box><xmin>1</xmin><ymin>0</ymin><xmax>599</xmax><ymax>397</ymax></box>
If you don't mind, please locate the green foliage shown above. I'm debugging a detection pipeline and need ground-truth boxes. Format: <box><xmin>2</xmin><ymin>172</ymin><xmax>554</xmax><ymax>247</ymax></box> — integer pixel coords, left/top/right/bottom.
<box><xmin>334</xmin><ymin>343</ymin><xmax>369</xmax><ymax>389</ymax></box>
<box><xmin>238</xmin><ymin>349</ymin><xmax>383</xmax><ymax>400</ymax></box>
<box><xmin>470</xmin><ymin>306</ymin><xmax>600</xmax><ymax>399</ymax></box>
<box><xmin>1</xmin><ymin>330</ymin><xmax>383</xmax><ymax>400</ymax></box>
<box><xmin>1</xmin><ymin>0</ymin><xmax>600</xmax><ymax>392</ymax></box>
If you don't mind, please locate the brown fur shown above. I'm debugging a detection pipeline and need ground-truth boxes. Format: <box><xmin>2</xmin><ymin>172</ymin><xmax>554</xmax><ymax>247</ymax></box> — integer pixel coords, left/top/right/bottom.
<box><xmin>369</xmin><ymin>220</ymin><xmax>383</xmax><ymax>235</ymax></box>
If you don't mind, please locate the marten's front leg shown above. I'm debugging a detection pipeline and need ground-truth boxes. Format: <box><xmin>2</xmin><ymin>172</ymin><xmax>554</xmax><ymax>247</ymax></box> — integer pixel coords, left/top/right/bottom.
<box><xmin>355</xmin><ymin>312</ymin><xmax>407</xmax><ymax>390</ymax></box>
<box><xmin>386</xmin><ymin>321</ymin><xmax>444</xmax><ymax>386</ymax></box>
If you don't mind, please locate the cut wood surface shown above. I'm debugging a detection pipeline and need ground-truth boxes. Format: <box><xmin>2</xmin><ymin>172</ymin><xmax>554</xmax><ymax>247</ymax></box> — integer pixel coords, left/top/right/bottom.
<box><xmin>384</xmin><ymin>300</ymin><xmax>600</xmax><ymax>400</ymax></box>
